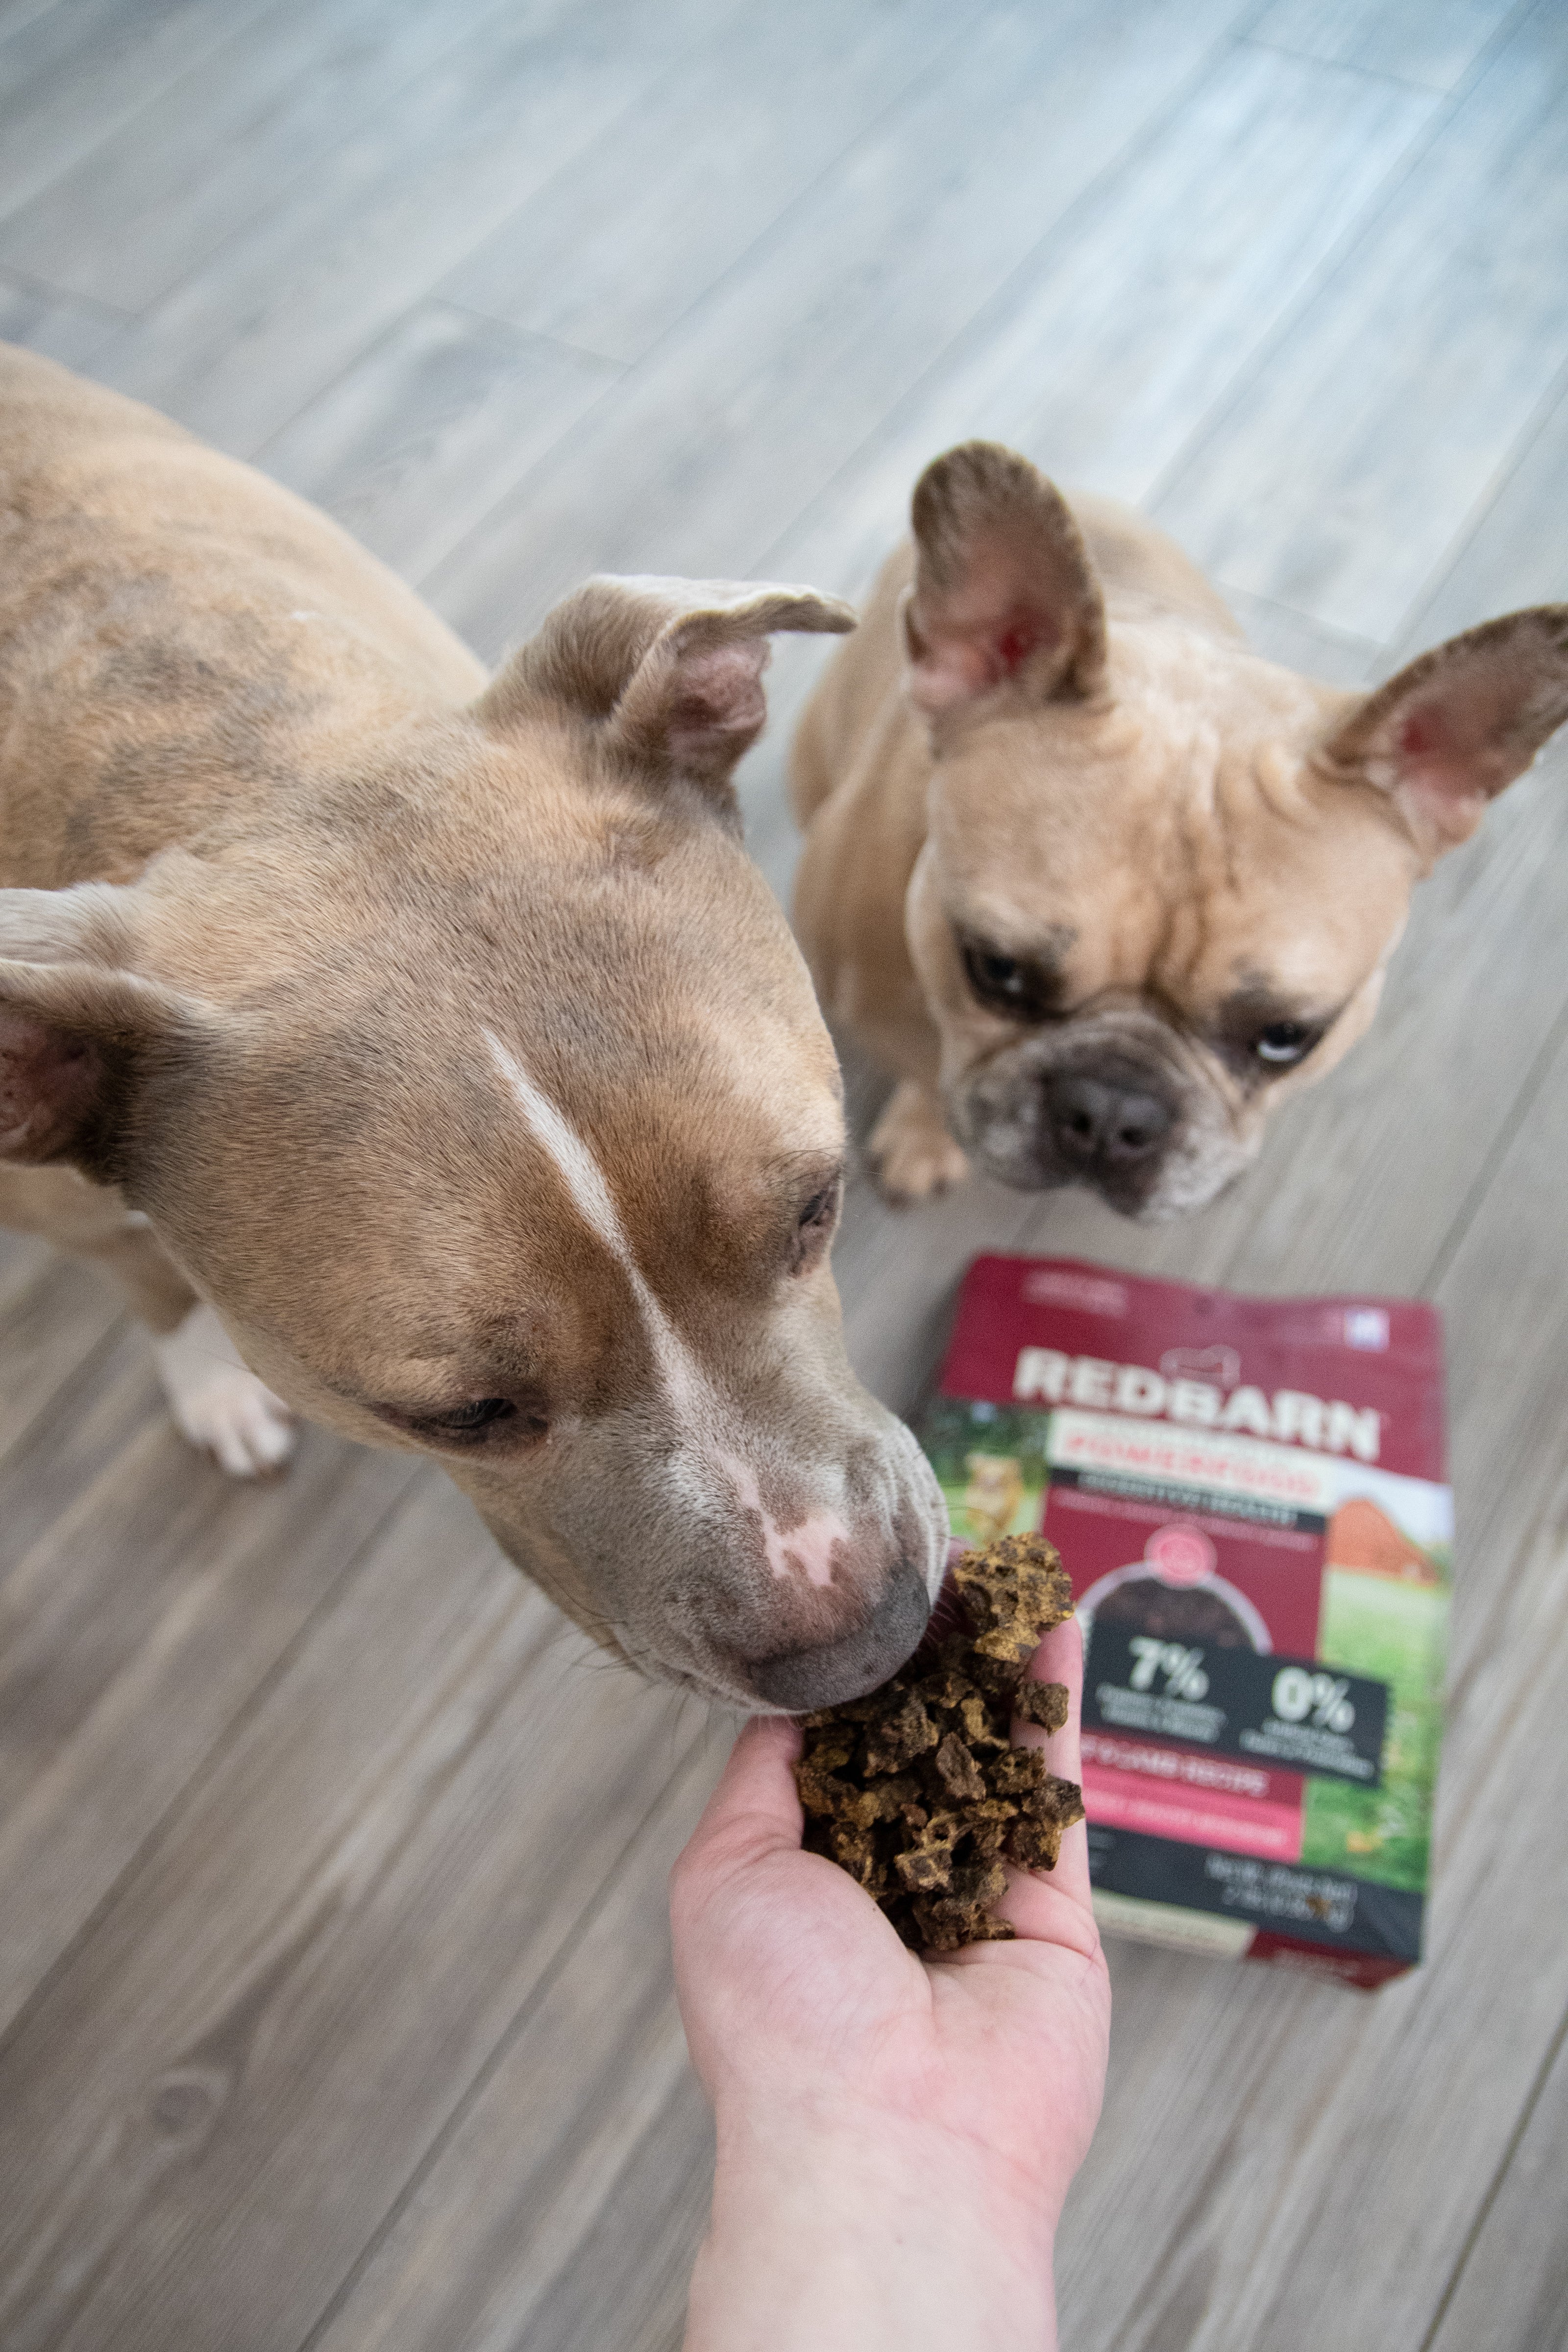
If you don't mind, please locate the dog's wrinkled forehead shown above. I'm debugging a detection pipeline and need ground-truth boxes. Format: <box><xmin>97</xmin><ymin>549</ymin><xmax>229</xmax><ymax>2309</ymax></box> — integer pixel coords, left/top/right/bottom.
<box><xmin>928</xmin><ymin>661</ymin><xmax>1417</xmax><ymax>1018</ymax></box>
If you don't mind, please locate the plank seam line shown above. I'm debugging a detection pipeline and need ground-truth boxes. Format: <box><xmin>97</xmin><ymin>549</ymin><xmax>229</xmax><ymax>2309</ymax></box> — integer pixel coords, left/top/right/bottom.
<box><xmin>1212</xmin><ymin>578</ymin><xmax>1390</xmax><ymax>669</ymax></box>
<box><xmin>1419</xmin><ymin>1996</ymin><xmax>1568</xmax><ymax>2350</ymax></box>
<box><xmin>291</xmin><ymin>1711</ymin><xmax>710</xmax><ymax>2352</ymax></box>
<box><xmin>1421</xmin><ymin>980</ymin><xmax>1568</xmax><ymax>1298</ymax></box>
<box><xmin>0</xmin><ymin>1459</ymin><xmax>423</xmax><ymax>2072</ymax></box>
<box><xmin>1237</xmin><ymin>32</ymin><xmax>1462</xmax><ymax>97</ymax></box>
<box><xmin>745</xmin><ymin>7</ymin><xmax>1284</xmax><ymax>592</ymax></box>
<box><xmin>433</xmin><ymin>297</ymin><xmax>628</xmax><ymax>376</ymax></box>
<box><xmin>1139</xmin><ymin>0</ymin><xmax>1542</xmax><ymax>525</ymax></box>
<box><xmin>244</xmin><ymin>293</ymin><xmax>627</xmax><ymax>548</ymax></box>
<box><xmin>245</xmin><ymin>295</ymin><xmax>625</xmax><ymax>497</ymax></box>
<box><xmin>0</xmin><ymin>257</ymin><xmax>137</xmax><ymax>324</ymax></box>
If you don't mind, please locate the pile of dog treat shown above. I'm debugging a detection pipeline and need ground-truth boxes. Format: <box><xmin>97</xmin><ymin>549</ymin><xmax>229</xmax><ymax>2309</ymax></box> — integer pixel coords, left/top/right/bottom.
<box><xmin>795</xmin><ymin>1535</ymin><xmax>1084</xmax><ymax>1952</ymax></box>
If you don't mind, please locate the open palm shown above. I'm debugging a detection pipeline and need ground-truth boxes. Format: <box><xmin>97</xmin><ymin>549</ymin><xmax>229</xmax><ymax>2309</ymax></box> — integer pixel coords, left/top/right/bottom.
<box><xmin>671</xmin><ymin>1615</ymin><xmax>1111</xmax><ymax>2225</ymax></box>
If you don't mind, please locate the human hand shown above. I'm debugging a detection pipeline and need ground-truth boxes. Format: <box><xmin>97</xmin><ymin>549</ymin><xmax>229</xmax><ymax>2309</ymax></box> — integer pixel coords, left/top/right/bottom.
<box><xmin>671</xmin><ymin>1616</ymin><xmax>1110</xmax><ymax>2351</ymax></box>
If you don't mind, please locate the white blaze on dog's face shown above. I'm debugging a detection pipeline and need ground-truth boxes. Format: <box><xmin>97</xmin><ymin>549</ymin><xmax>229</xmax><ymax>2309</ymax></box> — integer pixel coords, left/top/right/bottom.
<box><xmin>0</xmin><ymin>574</ymin><xmax>946</xmax><ymax>1709</ymax></box>
<box><xmin>900</xmin><ymin>443</ymin><xmax>1568</xmax><ymax>1219</ymax></box>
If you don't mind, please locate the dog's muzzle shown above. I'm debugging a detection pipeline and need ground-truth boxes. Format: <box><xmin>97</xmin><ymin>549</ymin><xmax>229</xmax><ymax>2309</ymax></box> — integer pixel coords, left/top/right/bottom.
<box><xmin>746</xmin><ymin>1559</ymin><xmax>932</xmax><ymax>1710</ymax></box>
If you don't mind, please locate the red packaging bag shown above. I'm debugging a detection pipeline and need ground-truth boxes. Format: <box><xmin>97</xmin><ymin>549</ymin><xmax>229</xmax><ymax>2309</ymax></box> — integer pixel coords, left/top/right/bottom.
<box><xmin>918</xmin><ymin>1257</ymin><xmax>1450</xmax><ymax>1987</ymax></box>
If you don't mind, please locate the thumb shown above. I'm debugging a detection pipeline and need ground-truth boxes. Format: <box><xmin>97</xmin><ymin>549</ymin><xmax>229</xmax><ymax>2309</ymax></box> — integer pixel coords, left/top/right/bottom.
<box><xmin>674</xmin><ymin>1715</ymin><xmax>805</xmax><ymax>1900</ymax></box>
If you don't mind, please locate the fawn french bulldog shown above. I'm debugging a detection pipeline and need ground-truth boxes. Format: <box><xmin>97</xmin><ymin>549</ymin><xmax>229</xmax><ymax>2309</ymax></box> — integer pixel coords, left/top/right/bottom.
<box><xmin>0</xmin><ymin>344</ymin><xmax>947</xmax><ymax>1710</ymax></box>
<box><xmin>791</xmin><ymin>441</ymin><xmax>1568</xmax><ymax>1216</ymax></box>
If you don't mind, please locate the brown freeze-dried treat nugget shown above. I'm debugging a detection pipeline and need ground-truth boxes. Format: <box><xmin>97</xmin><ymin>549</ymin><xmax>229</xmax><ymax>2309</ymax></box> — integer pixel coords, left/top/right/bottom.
<box><xmin>1012</xmin><ymin>1678</ymin><xmax>1070</xmax><ymax>1735</ymax></box>
<box><xmin>795</xmin><ymin>1534</ymin><xmax>1085</xmax><ymax>1953</ymax></box>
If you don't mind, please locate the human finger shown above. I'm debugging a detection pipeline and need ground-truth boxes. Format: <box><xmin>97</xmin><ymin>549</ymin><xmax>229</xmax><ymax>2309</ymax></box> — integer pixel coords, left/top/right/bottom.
<box><xmin>1010</xmin><ymin>1614</ymin><xmax>1093</xmax><ymax>1912</ymax></box>
<box><xmin>671</xmin><ymin>1714</ymin><xmax>805</xmax><ymax>1911</ymax></box>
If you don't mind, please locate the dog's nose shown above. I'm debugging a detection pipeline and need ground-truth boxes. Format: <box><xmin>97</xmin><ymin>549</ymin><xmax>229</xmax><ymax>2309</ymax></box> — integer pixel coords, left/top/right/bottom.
<box><xmin>748</xmin><ymin>1560</ymin><xmax>932</xmax><ymax>1711</ymax></box>
<box><xmin>1045</xmin><ymin>1068</ymin><xmax>1173</xmax><ymax>1169</ymax></box>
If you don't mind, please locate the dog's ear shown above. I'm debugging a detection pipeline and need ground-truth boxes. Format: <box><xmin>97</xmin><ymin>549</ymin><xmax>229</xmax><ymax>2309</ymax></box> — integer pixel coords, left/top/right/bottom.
<box><xmin>1323</xmin><ymin>607</ymin><xmax>1568</xmax><ymax>856</ymax></box>
<box><xmin>903</xmin><ymin>442</ymin><xmax>1107</xmax><ymax>718</ymax></box>
<box><xmin>0</xmin><ymin>884</ymin><xmax>200</xmax><ymax>1171</ymax></box>
<box><xmin>476</xmin><ymin>575</ymin><xmax>856</xmax><ymax>794</ymax></box>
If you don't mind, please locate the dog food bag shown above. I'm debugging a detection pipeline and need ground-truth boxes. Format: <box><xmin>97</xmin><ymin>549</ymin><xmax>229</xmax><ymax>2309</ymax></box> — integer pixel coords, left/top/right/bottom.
<box><xmin>919</xmin><ymin>1256</ymin><xmax>1450</xmax><ymax>1987</ymax></box>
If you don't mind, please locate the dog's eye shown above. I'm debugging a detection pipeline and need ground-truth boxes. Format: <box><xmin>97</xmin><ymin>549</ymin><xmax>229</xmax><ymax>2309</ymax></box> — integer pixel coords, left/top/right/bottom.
<box><xmin>976</xmin><ymin>951</ymin><xmax>1024</xmax><ymax>995</ymax></box>
<box><xmin>427</xmin><ymin>1396</ymin><xmax>516</xmax><ymax>1433</ymax></box>
<box><xmin>1254</xmin><ymin>1021</ymin><xmax>1315</xmax><ymax>1065</ymax></box>
<box><xmin>962</xmin><ymin>939</ymin><xmax>1056</xmax><ymax>1020</ymax></box>
<box><xmin>788</xmin><ymin>1176</ymin><xmax>842</xmax><ymax>1274</ymax></box>
<box><xmin>798</xmin><ymin>1185</ymin><xmax>836</xmax><ymax>1230</ymax></box>
<box><xmin>394</xmin><ymin>1396</ymin><xmax>549</xmax><ymax>1447</ymax></box>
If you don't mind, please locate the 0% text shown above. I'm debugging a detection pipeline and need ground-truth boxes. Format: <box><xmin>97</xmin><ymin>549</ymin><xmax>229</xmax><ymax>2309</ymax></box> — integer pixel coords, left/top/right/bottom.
<box><xmin>1271</xmin><ymin>1667</ymin><xmax>1355</xmax><ymax>1734</ymax></box>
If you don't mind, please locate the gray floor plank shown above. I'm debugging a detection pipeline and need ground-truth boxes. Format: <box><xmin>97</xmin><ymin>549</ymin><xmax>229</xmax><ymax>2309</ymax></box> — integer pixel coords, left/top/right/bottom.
<box><xmin>1427</xmin><ymin>2022</ymin><xmax>1568</xmax><ymax>2351</ymax></box>
<box><xmin>0</xmin><ymin>1411</ymin><xmax>415</xmax><ymax>2038</ymax></box>
<box><xmin>422</xmin><ymin>0</ymin><xmax>1253</xmax><ymax>659</ymax></box>
<box><xmin>0</xmin><ymin>1253</ymin><xmax>127</xmax><ymax>1462</ymax></box>
<box><xmin>1248</xmin><ymin>0</ymin><xmax>1523</xmax><ymax>91</ymax></box>
<box><xmin>0</xmin><ymin>1322</ymin><xmax>170</xmax><ymax>1583</ymax></box>
<box><xmin>760</xmin><ymin>39</ymin><xmax>1436</xmax><ymax>612</ymax></box>
<box><xmin>0</xmin><ymin>0</ymin><xmax>521</xmax><ymax>314</ymax></box>
<box><xmin>90</xmin><ymin>0</ymin><xmax>737</xmax><ymax>459</ymax></box>
<box><xmin>439</xmin><ymin>0</ymin><xmax>976</xmax><ymax>368</ymax></box>
<box><xmin>256</xmin><ymin>301</ymin><xmax>621</xmax><ymax>587</ymax></box>
<box><xmin>0</xmin><ymin>0</ymin><xmax>279</xmax><ymax>223</ymax></box>
<box><xmin>0</xmin><ymin>0</ymin><xmax>66</xmax><ymax>54</ymax></box>
<box><xmin>0</xmin><ymin>1478</ymin><xmax>701</xmax><ymax>2352</ymax></box>
<box><xmin>305</xmin><ymin>1737</ymin><xmax>724</xmax><ymax>2352</ymax></box>
<box><xmin>1153</xmin><ymin>2</ymin><xmax>1568</xmax><ymax>641</ymax></box>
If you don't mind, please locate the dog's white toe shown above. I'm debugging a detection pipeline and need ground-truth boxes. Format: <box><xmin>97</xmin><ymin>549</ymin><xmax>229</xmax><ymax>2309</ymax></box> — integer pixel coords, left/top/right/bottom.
<box><xmin>153</xmin><ymin>1302</ymin><xmax>297</xmax><ymax>1478</ymax></box>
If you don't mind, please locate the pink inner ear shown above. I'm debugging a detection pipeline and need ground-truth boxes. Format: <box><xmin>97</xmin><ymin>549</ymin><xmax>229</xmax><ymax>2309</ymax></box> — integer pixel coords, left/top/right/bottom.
<box><xmin>667</xmin><ymin>641</ymin><xmax>768</xmax><ymax>763</ymax></box>
<box><xmin>1381</xmin><ymin>695</ymin><xmax>1492</xmax><ymax>850</ymax></box>
<box><xmin>994</xmin><ymin>609</ymin><xmax>1050</xmax><ymax>676</ymax></box>
<box><xmin>1398</xmin><ymin>710</ymin><xmax>1438</xmax><ymax>764</ymax></box>
<box><xmin>906</xmin><ymin>559</ymin><xmax>1071</xmax><ymax>712</ymax></box>
<box><xmin>0</xmin><ymin>1008</ymin><xmax>99</xmax><ymax>1160</ymax></box>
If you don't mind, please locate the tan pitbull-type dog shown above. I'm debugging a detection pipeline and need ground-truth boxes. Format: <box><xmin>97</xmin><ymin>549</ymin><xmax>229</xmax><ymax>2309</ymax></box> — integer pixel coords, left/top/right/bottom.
<box><xmin>792</xmin><ymin>441</ymin><xmax>1568</xmax><ymax>1217</ymax></box>
<box><xmin>0</xmin><ymin>344</ymin><xmax>948</xmax><ymax>1711</ymax></box>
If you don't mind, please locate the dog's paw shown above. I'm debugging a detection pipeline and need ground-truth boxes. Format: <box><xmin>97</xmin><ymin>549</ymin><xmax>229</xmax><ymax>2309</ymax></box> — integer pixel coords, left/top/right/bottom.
<box><xmin>153</xmin><ymin>1302</ymin><xmax>297</xmax><ymax>1478</ymax></box>
<box><xmin>866</xmin><ymin>1081</ymin><xmax>970</xmax><ymax>1206</ymax></box>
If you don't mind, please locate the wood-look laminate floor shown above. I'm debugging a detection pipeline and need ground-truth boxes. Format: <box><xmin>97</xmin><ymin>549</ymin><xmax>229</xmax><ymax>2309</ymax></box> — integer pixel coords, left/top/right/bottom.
<box><xmin>1</xmin><ymin>2</ymin><xmax>1566</xmax><ymax>2344</ymax></box>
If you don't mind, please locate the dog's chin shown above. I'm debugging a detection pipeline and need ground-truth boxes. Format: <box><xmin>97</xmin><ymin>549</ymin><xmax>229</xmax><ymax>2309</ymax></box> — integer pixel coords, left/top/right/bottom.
<box><xmin>602</xmin><ymin>1617</ymin><xmax>750</xmax><ymax>1708</ymax></box>
<box><xmin>990</xmin><ymin>1148</ymin><xmax>1172</xmax><ymax>1220</ymax></box>
<box><xmin>982</xmin><ymin>1141</ymin><xmax>1250</xmax><ymax>1221</ymax></box>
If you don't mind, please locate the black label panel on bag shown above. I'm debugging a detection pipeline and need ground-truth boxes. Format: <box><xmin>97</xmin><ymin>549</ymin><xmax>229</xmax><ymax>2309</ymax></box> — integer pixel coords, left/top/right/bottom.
<box><xmin>1084</xmin><ymin>1626</ymin><xmax>1388</xmax><ymax>1787</ymax></box>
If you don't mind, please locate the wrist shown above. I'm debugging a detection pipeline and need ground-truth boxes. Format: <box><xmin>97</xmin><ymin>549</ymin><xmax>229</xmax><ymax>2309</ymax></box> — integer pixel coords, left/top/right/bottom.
<box><xmin>684</xmin><ymin>2097</ymin><xmax>1058</xmax><ymax>2352</ymax></box>
<box><xmin>712</xmin><ymin>2071</ymin><xmax>1076</xmax><ymax>2232</ymax></box>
